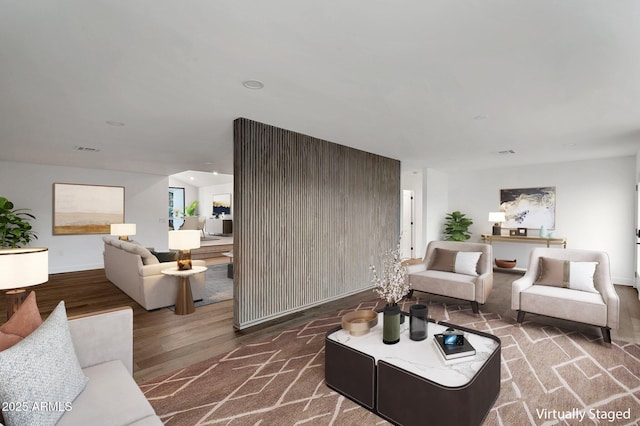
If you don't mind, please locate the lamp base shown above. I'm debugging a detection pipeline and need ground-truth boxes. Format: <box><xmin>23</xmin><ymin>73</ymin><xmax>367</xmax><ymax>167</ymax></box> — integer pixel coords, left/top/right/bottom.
<box><xmin>6</xmin><ymin>288</ymin><xmax>26</xmax><ymax>321</ymax></box>
<box><xmin>177</xmin><ymin>250</ymin><xmax>193</xmax><ymax>270</ymax></box>
<box><xmin>492</xmin><ymin>225</ymin><xmax>502</xmax><ymax>236</ymax></box>
<box><xmin>118</xmin><ymin>236</ymin><xmax>130</xmax><ymax>241</ymax></box>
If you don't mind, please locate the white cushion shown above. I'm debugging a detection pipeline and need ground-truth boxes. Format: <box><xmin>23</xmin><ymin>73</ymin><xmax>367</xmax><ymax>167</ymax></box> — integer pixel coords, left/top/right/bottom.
<box><xmin>568</xmin><ymin>261</ymin><xmax>599</xmax><ymax>293</ymax></box>
<box><xmin>454</xmin><ymin>252</ymin><xmax>482</xmax><ymax>276</ymax></box>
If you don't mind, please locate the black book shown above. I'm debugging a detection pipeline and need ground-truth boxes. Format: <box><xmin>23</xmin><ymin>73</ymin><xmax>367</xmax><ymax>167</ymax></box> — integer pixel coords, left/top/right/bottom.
<box><xmin>433</xmin><ymin>333</ymin><xmax>476</xmax><ymax>360</ymax></box>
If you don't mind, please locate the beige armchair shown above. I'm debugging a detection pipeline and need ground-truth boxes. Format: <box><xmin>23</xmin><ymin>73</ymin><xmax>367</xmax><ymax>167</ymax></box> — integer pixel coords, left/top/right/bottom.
<box><xmin>512</xmin><ymin>247</ymin><xmax>619</xmax><ymax>344</ymax></box>
<box><xmin>407</xmin><ymin>240</ymin><xmax>493</xmax><ymax>313</ymax></box>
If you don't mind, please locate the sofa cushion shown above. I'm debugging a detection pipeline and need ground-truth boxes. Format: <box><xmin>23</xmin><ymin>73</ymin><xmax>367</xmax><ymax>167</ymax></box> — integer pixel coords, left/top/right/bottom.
<box><xmin>0</xmin><ymin>291</ymin><xmax>42</xmax><ymax>351</ymax></box>
<box><xmin>520</xmin><ymin>285</ymin><xmax>607</xmax><ymax>326</ymax></box>
<box><xmin>535</xmin><ymin>257</ymin><xmax>599</xmax><ymax>293</ymax></box>
<box><xmin>409</xmin><ymin>270</ymin><xmax>476</xmax><ymax>301</ymax></box>
<box><xmin>56</xmin><ymin>360</ymin><xmax>160</xmax><ymax>426</ymax></box>
<box><xmin>429</xmin><ymin>248</ymin><xmax>481</xmax><ymax>276</ymax></box>
<box><xmin>0</xmin><ymin>301</ymin><xmax>88</xmax><ymax>426</ymax></box>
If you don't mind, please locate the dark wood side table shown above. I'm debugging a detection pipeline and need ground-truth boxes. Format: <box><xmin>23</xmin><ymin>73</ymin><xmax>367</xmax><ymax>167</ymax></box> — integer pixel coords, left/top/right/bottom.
<box><xmin>161</xmin><ymin>266</ymin><xmax>207</xmax><ymax>315</ymax></box>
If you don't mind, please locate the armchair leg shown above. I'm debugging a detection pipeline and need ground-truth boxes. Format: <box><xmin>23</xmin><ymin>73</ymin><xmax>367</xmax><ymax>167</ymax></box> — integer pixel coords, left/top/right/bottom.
<box><xmin>601</xmin><ymin>327</ymin><xmax>612</xmax><ymax>345</ymax></box>
<box><xmin>516</xmin><ymin>310</ymin><xmax>526</xmax><ymax>324</ymax></box>
<box><xmin>470</xmin><ymin>301</ymin><xmax>479</xmax><ymax>314</ymax></box>
<box><xmin>407</xmin><ymin>289</ymin><xmax>414</xmax><ymax>298</ymax></box>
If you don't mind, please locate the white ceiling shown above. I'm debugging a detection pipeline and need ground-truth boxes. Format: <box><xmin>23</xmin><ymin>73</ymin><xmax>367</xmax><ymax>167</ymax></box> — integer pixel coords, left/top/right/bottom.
<box><xmin>1</xmin><ymin>1</ymin><xmax>639</xmax><ymax>177</ymax></box>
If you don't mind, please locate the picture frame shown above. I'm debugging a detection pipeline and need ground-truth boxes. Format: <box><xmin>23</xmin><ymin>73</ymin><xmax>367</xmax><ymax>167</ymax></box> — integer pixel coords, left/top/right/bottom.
<box><xmin>517</xmin><ymin>228</ymin><xmax>528</xmax><ymax>237</ymax></box>
<box><xmin>53</xmin><ymin>183</ymin><xmax>125</xmax><ymax>235</ymax></box>
<box><xmin>509</xmin><ymin>229</ymin><xmax>517</xmax><ymax>236</ymax></box>
<box><xmin>500</xmin><ymin>186</ymin><xmax>556</xmax><ymax>229</ymax></box>
<box><xmin>212</xmin><ymin>193</ymin><xmax>231</xmax><ymax>216</ymax></box>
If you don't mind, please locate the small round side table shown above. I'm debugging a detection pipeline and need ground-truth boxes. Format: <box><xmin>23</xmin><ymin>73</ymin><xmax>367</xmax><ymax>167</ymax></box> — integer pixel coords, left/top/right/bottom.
<box><xmin>161</xmin><ymin>265</ymin><xmax>207</xmax><ymax>315</ymax></box>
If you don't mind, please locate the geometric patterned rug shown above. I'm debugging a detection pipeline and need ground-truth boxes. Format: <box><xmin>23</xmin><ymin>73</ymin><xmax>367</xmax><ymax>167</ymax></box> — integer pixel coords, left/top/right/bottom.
<box><xmin>141</xmin><ymin>296</ymin><xmax>640</xmax><ymax>425</ymax></box>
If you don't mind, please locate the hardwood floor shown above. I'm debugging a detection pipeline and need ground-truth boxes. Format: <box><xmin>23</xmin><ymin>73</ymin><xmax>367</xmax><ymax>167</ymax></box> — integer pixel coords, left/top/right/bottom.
<box><xmin>2</xmin><ymin>264</ymin><xmax>639</xmax><ymax>384</ymax></box>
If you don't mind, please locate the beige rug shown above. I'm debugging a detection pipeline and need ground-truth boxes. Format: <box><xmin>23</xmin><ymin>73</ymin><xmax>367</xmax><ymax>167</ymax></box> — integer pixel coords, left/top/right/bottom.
<box><xmin>141</xmin><ymin>293</ymin><xmax>640</xmax><ymax>425</ymax></box>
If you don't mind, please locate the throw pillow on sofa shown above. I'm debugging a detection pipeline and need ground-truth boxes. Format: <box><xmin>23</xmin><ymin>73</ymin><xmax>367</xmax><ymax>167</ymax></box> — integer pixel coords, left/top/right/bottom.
<box><xmin>0</xmin><ymin>291</ymin><xmax>42</xmax><ymax>351</ymax></box>
<box><xmin>429</xmin><ymin>248</ymin><xmax>482</xmax><ymax>276</ymax></box>
<box><xmin>0</xmin><ymin>301</ymin><xmax>88</xmax><ymax>426</ymax></box>
<box><xmin>535</xmin><ymin>257</ymin><xmax>599</xmax><ymax>293</ymax></box>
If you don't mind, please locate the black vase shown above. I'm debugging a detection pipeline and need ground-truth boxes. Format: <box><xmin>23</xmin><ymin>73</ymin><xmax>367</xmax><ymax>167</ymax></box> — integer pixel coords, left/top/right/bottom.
<box><xmin>383</xmin><ymin>304</ymin><xmax>401</xmax><ymax>344</ymax></box>
<box><xmin>409</xmin><ymin>304</ymin><xmax>428</xmax><ymax>341</ymax></box>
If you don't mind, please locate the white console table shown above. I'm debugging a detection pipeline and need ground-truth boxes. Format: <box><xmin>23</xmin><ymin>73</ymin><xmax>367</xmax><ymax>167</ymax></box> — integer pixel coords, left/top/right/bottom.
<box><xmin>205</xmin><ymin>217</ymin><xmax>233</xmax><ymax>235</ymax></box>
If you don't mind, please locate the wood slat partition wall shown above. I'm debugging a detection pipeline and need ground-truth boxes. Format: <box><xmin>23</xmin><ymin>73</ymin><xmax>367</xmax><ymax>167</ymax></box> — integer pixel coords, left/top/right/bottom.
<box><xmin>233</xmin><ymin>118</ymin><xmax>400</xmax><ymax>329</ymax></box>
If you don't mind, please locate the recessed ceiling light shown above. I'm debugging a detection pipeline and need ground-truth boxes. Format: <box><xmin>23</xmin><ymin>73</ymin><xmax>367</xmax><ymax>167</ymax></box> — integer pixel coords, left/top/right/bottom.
<box><xmin>242</xmin><ymin>80</ymin><xmax>264</xmax><ymax>90</ymax></box>
<box><xmin>189</xmin><ymin>176</ymin><xmax>195</xmax><ymax>181</ymax></box>
<box><xmin>473</xmin><ymin>115</ymin><xmax>489</xmax><ymax>120</ymax></box>
<box><xmin>497</xmin><ymin>149</ymin><xmax>516</xmax><ymax>155</ymax></box>
<box><xmin>106</xmin><ymin>120</ymin><xmax>125</xmax><ymax>126</ymax></box>
<box><xmin>212</xmin><ymin>171</ymin><xmax>219</xmax><ymax>175</ymax></box>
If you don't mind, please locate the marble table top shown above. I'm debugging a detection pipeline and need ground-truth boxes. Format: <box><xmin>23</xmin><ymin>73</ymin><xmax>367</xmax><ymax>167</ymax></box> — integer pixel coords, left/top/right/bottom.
<box><xmin>327</xmin><ymin>312</ymin><xmax>499</xmax><ymax>387</ymax></box>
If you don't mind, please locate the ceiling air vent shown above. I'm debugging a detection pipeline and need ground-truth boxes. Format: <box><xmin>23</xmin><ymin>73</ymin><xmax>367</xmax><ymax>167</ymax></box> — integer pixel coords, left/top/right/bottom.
<box><xmin>497</xmin><ymin>150</ymin><xmax>515</xmax><ymax>155</ymax></box>
<box><xmin>74</xmin><ymin>146</ymin><xmax>101</xmax><ymax>152</ymax></box>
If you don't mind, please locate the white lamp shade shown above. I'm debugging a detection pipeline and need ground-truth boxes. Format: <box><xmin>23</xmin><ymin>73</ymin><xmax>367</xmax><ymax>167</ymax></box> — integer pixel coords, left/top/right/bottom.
<box><xmin>488</xmin><ymin>212</ymin><xmax>506</xmax><ymax>223</ymax></box>
<box><xmin>111</xmin><ymin>223</ymin><xmax>136</xmax><ymax>236</ymax></box>
<box><xmin>0</xmin><ymin>248</ymin><xmax>49</xmax><ymax>290</ymax></box>
<box><xmin>168</xmin><ymin>230</ymin><xmax>201</xmax><ymax>250</ymax></box>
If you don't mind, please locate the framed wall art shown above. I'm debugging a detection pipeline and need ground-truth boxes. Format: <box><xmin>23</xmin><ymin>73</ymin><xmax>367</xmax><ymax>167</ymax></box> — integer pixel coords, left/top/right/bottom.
<box><xmin>500</xmin><ymin>186</ymin><xmax>556</xmax><ymax>230</ymax></box>
<box><xmin>212</xmin><ymin>193</ymin><xmax>231</xmax><ymax>216</ymax></box>
<box><xmin>53</xmin><ymin>183</ymin><xmax>125</xmax><ymax>235</ymax></box>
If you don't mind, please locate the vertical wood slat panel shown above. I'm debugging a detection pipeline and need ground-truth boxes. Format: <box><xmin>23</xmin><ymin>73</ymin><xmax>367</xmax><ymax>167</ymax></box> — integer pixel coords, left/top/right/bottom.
<box><xmin>233</xmin><ymin>118</ymin><xmax>400</xmax><ymax>329</ymax></box>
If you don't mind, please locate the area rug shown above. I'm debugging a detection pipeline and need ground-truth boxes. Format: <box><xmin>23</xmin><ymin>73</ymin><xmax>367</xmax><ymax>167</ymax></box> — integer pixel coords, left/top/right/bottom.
<box><xmin>142</xmin><ymin>295</ymin><xmax>640</xmax><ymax>425</ymax></box>
<box><xmin>168</xmin><ymin>264</ymin><xmax>232</xmax><ymax>312</ymax></box>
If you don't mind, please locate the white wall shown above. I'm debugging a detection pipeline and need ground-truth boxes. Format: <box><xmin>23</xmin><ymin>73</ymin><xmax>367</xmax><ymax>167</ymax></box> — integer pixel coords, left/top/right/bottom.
<box><xmin>0</xmin><ymin>160</ymin><xmax>169</xmax><ymax>273</ymax></box>
<box><xmin>441</xmin><ymin>156</ymin><xmax>636</xmax><ymax>285</ymax></box>
<box><xmin>424</xmin><ymin>168</ymin><xmax>449</xmax><ymax>252</ymax></box>
<box><xmin>198</xmin><ymin>181</ymin><xmax>234</xmax><ymax>219</ymax></box>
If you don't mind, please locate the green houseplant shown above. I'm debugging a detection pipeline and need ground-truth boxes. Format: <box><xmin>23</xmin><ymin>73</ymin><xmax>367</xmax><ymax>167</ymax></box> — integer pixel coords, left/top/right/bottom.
<box><xmin>443</xmin><ymin>211</ymin><xmax>473</xmax><ymax>241</ymax></box>
<box><xmin>185</xmin><ymin>200</ymin><xmax>199</xmax><ymax>216</ymax></box>
<box><xmin>0</xmin><ymin>196</ymin><xmax>37</xmax><ymax>248</ymax></box>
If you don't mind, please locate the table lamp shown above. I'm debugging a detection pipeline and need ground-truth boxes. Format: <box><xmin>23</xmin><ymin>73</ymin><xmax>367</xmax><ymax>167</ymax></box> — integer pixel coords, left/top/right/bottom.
<box><xmin>110</xmin><ymin>223</ymin><xmax>136</xmax><ymax>241</ymax></box>
<box><xmin>168</xmin><ymin>230</ymin><xmax>200</xmax><ymax>270</ymax></box>
<box><xmin>0</xmin><ymin>247</ymin><xmax>49</xmax><ymax>320</ymax></box>
<box><xmin>488</xmin><ymin>212</ymin><xmax>506</xmax><ymax>236</ymax></box>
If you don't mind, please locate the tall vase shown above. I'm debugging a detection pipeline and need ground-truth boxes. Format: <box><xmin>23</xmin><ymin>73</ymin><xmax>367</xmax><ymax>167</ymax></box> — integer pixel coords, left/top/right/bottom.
<box><xmin>383</xmin><ymin>304</ymin><xmax>401</xmax><ymax>344</ymax></box>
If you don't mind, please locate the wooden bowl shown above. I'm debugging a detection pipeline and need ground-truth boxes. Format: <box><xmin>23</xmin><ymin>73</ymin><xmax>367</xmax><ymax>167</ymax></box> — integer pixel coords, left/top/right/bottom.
<box><xmin>342</xmin><ymin>310</ymin><xmax>378</xmax><ymax>336</ymax></box>
<box><xmin>495</xmin><ymin>259</ymin><xmax>517</xmax><ymax>269</ymax></box>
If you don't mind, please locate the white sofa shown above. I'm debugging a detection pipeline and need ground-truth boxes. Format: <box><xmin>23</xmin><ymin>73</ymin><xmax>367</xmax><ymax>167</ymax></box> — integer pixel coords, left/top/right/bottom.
<box><xmin>58</xmin><ymin>307</ymin><xmax>162</xmax><ymax>425</ymax></box>
<box><xmin>103</xmin><ymin>237</ymin><xmax>206</xmax><ymax>310</ymax></box>
<box><xmin>406</xmin><ymin>240</ymin><xmax>493</xmax><ymax>313</ymax></box>
<box><xmin>512</xmin><ymin>247</ymin><xmax>620</xmax><ymax>344</ymax></box>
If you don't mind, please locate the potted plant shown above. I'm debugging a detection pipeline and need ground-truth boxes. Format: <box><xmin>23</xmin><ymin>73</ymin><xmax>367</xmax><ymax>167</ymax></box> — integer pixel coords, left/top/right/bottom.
<box><xmin>443</xmin><ymin>211</ymin><xmax>473</xmax><ymax>241</ymax></box>
<box><xmin>370</xmin><ymin>243</ymin><xmax>408</xmax><ymax>344</ymax></box>
<box><xmin>185</xmin><ymin>200</ymin><xmax>199</xmax><ymax>216</ymax></box>
<box><xmin>0</xmin><ymin>196</ymin><xmax>37</xmax><ymax>248</ymax></box>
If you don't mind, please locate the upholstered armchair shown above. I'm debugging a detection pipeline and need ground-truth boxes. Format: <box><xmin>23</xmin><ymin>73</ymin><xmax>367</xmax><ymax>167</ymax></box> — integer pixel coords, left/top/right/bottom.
<box><xmin>406</xmin><ymin>240</ymin><xmax>493</xmax><ymax>313</ymax></box>
<box><xmin>512</xmin><ymin>247</ymin><xmax>619</xmax><ymax>344</ymax></box>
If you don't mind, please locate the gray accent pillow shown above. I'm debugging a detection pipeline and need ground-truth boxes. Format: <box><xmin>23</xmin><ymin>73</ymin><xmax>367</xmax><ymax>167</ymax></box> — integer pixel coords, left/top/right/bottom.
<box><xmin>0</xmin><ymin>301</ymin><xmax>89</xmax><ymax>426</ymax></box>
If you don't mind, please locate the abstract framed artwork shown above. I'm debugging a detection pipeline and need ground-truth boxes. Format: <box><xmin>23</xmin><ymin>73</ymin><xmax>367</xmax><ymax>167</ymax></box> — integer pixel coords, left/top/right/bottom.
<box><xmin>500</xmin><ymin>186</ymin><xmax>556</xmax><ymax>230</ymax></box>
<box><xmin>53</xmin><ymin>183</ymin><xmax>125</xmax><ymax>235</ymax></box>
<box><xmin>212</xmin><ymin>193</ymin><xmax>231</xmax><ymax>216</ymax></box>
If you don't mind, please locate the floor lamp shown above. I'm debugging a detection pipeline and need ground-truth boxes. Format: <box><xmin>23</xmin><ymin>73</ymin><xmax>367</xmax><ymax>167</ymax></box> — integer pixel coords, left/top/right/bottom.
<box><xmin>0</xmin><ymin>247</ymin><xmax>49</xmax><ymax>320</ymax></box>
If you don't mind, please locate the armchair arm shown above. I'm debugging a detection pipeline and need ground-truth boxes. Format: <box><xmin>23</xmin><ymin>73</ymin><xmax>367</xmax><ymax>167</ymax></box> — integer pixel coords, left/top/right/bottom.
<box><xmin>475</xmin><ymin>271</ymin><xmax>494</xmax><ymax>304</ymax></box>
<box><xmin>67</xmin><ymin>307</ymin><xmax>133</xmax><ymax>374</ymax></box>
<box><xmin>406</xmin><ymin>263</ymin><xmax>427</xmax><ymax>274</ymax></box>
<box><xmin>599</xmin><ymin>280</ymin><xmax>620</xmax><ymax>330</ymax></box>
<box><xmin>511</xmin><ymin>275</ymin><xmax>535</xmax><ymax>311</ymax></box>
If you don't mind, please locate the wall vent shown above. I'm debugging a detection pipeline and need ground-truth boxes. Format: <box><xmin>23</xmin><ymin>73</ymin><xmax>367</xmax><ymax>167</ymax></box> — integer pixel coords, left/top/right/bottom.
<box><xmin>497</xmin><ymin>149</ymin><xmax>515</xmax><ymax>155</ymax></box>
<box><xmin>74</xmin><ymin>146</ymin><xmax>101</xmax><ymax>152</ymax></box>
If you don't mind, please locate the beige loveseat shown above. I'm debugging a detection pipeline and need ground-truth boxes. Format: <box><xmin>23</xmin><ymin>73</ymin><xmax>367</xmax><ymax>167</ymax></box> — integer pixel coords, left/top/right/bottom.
<box><xmin>102</xmin><ymin>237</ymin><xmax>206</xmax><ymax>310</ymax></box>
<box><xmin>406</xmin><ymin>240</ymin><xmax>493</xmax><ymax>313</ymax></box>
<box><xmin>512</xmin><ymin>247</ymin><xmax>619</xmax><ymax>344</ymax></box>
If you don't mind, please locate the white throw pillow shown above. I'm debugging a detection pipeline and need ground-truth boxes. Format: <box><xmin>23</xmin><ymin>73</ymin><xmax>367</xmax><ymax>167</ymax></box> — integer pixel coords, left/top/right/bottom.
<box><xmin>568</xmin><ymin>261</ymin><xmax>599</xmax><ymax>293</ymax></box>
<box><xmin>454</xmin><ymin>252</ymin><xmax>482</xmax><ymax>276</ymax></box>
<box><xmin>0</xmin><ymin>301</ymin><xmax>88</xmax><ymax>425</ymax></box>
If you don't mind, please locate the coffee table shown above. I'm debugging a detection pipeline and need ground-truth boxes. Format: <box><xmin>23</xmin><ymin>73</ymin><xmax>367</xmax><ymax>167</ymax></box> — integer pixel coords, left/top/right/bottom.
<box><xmin>325</xmin><ymin>312</ymin><xmax>501</xmax><ymax>425</ymax></box>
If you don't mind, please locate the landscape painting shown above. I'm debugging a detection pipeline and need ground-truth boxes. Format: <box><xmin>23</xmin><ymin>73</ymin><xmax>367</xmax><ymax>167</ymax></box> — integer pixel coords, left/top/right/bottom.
<box><xmin>53</xmin><ymin>183</ymin><xmax>125</xmax><ymax>235</ymax></box>
<box><xmin>212</xmin><ymin>193</ymin><xmax>231</xmax><ymax>216</ymax></box>
<box><xmin>500</xmin><ymin>186</ymin><xmax>556</xmax><ymax>230</ymax></box>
